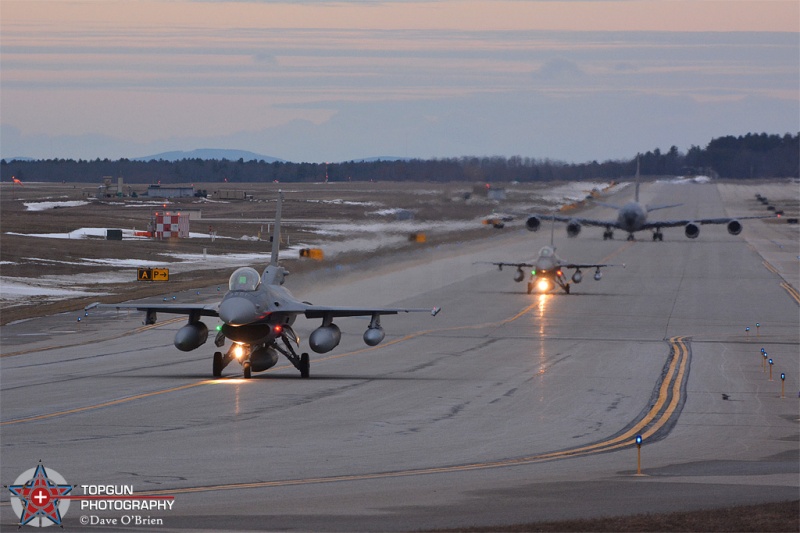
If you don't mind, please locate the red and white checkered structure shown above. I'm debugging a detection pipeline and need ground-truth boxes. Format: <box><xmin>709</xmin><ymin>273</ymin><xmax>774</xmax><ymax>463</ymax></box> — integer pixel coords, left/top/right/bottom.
<box><xmin>152</xmin><ymin>211</ymin><xmax>189</xmax><ymax>239</ymax></box>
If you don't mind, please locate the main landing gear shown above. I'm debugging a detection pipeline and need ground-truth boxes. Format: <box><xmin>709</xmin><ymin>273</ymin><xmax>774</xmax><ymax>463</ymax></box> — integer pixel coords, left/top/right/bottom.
<box><xmin>213</xmin><ymin>350</ymin><xmax>231</xmax><ymax>378</ymax></box>
<box><xmin>603</xmin><ymin>228</ymin><xmax>614</xmax><ymax>240</ymax></box>
<box><xmin>652</xmin><ymin>229</ymin><xmax>664</xmax><ymax>241</ymax></box>
<box><xmin>275</xmin><ymin>339</ymin><xmax>310</xmax><ymax>379</ymax></box>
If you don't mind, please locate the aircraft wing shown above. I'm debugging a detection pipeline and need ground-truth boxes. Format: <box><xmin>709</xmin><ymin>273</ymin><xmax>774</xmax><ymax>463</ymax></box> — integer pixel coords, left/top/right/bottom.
<box><xmin>640</xmin><ymin>214</ymin><xmax>774</xmax><ymax>230</ymax></box>
<box><xmin>559</xmin><ymin>262</ymin><xmax>623</xmax><ymax>270</ymax></box>
<box><xmin>645</xmin><ymin>202</ymin><xmax>682</xmax><ymax>212</ymax></box>
<box><xmin>85</xmin><ymin>302</ymin><xmax>219</xmax><ymax>317</ymax></box>
<box><xmin>304</xmin><ymin>305</ymin><xmax>440</xmax><ymax>319</ymax></box>
<box><xmin>486</xmin><ymin>262</ymin><xmax>535</xmax><ymax>269</ymax></box>
<box><xmin>535</xmin><ymin>214</ymin><xmax>622</xmax><ymax>229</ymax></box>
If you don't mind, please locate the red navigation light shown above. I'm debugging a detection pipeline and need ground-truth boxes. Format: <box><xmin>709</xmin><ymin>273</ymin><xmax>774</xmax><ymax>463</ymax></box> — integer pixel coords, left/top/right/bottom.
<box><xmin>274</xmin><ymin>324</ymin><xmax>283</xmax><ymax>335</ymax></box>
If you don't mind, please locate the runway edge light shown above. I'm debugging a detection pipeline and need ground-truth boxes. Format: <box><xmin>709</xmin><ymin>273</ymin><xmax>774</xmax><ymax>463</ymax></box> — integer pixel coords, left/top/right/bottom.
<box><xmin>780</xmin><ymin>373</ymin><xmax>785</xmax><ymax>398</ymax></box>
<box><xmin>768</xmin><ymin>358</ymin><xmax>774</xmax><ymax>381</ymax></box>
<box><xmin>635</xmin><ymin>435</ymin><xmax>643</xmax><ymax>476</ymax></box>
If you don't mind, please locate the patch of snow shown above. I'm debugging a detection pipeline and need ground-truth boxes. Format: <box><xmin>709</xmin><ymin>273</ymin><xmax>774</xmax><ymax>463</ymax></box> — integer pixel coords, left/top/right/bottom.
<box><xmin>24</xmin><ymin>200</ymin><xmax>90</xmax><ymax>211</ymax></box>
<box><xmin>306</xmin><ymin>199</ymin><xmax>381</xmax><ymax>207</ymax></box>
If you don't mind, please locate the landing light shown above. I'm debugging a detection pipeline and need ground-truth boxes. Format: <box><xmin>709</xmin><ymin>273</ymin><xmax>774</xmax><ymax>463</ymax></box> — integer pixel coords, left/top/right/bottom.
<box><xmin>233</xmin><ymin>345</ymin><xmax>245</xmax><ymax>359</ymax></box>
<box><xmin>536</xmin><ymin>279</ymin><xmax>550</xmax><ymax>292</ymax></box>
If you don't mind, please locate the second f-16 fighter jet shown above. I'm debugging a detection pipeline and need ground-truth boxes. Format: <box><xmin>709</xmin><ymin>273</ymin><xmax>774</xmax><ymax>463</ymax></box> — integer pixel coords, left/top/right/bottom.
<box><xmin>489</xmin><ymin>243</ymin><xmax>621</xmax><ymax>294</ymax></box>
<box><xmin>87</xmin><ymin>192</ymin><xmax>440</xmax><ymax>379</ymax></box>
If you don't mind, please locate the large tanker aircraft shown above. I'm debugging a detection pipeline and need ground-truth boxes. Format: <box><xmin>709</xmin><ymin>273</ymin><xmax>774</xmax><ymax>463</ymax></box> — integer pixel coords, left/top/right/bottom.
<box><xmin>525</xmin><ymin>161</ymin><xmax>770</xmax><ymax>241</ymax></box>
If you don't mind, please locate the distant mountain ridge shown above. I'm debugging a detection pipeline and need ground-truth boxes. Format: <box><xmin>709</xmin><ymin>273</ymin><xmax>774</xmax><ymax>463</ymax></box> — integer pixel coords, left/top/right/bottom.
<box><xmin>134</xmin><ymin>148</ymin><xmax>283</xmax><ymax>162</ymax></box>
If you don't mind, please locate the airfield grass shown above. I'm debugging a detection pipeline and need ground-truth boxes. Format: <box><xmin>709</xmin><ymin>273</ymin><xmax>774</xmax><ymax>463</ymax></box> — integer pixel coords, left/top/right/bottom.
<box><xmin>0</xmin><ymin>181</ymin><xmax>504</xmax><ymax>324</ymax></box>
<box><xmin>431</xmin><ymin>499</ymin><xmax>799</xmax><ymax>532</ymax></box>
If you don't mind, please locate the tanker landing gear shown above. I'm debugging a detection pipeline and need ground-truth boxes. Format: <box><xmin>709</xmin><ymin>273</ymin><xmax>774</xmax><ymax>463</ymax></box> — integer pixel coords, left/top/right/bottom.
<box><xmin>603</xmin><ymin>228</ymin><xmax>614</xmax><ymax>240</ymax></box>
<box><xmin>652</xmin><ymin>229</ymin><xmax>664</xmax><ymax>241</ymax></box>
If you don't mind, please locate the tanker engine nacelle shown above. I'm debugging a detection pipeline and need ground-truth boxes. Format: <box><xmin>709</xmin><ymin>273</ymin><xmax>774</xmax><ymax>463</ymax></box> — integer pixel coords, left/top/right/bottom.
<box><xmin>526</xmin><ymin>216</ymin><xmax>541</xmax><ymax>232</ymax></box>
<box><xmin>309</xmin><ymin>324</ymin><xmax>341</xmax><ymax>354</ymax></box>
<box><xmin>363</xmin><ymin>326</ymin><xmax>385</xmax><ymax>346</ymax></box>
<box><xmin>174</xmin><ymin>322</ymin><xmax>208</xmax><ymax>352</ymax></box>
<box><xmin>566</xmin><ymin>220</ymin><xmax>581</xmax><ymax>237</ymax></box>
<box><xmin>249</xmin><ymin>346</ymin><xmax>279</xmax><ymax>372</ymax></box>
<box><xmin>727</xmin><ymin>220</ymin><xmax>742</xmax><ymax>235</ymax></box>
<box><xmin>685</xmin><ymin>222</ymin><xmax>700</xmax><ymax>239</ymax></box>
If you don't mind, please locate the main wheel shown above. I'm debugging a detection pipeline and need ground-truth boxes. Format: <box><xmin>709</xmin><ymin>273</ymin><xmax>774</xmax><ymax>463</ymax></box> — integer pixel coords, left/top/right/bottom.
<box><xmin>300</xmin><ymin>353</ymin><xmax>310</xmax><ymax>378</ymax></box>
<box><xmin>526</xmin><ymin>282</ymin><xmax>533</xmax><ymax>295</ymax></box>
<box><xmin>243</xmin><ymin>362</ymin><xmax>252</xmax><ymax>379</ymax></box>
<box><xmin>564</xmin><ymin>284</ymin><xmax>570</xmax><ymax>294</ymax></box>
<box><xmin>212</xmin><ymin>351</ymin><xmax>223</xmax><ymax>377</ymax></box>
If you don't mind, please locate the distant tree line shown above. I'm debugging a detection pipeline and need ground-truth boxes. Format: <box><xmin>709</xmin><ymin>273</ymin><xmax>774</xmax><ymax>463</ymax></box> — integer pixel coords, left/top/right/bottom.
<box><xmin>2</xmin><ymin>132</ymin><xmax>796</xmax><ymax>184</ymax></box>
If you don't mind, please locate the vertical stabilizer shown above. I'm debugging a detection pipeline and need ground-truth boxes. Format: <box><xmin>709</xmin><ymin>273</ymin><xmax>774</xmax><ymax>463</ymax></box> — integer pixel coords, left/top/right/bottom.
<box><xmin>634</xmin><ymin>156</ymin><xmax>640</xmax><ymax>203</ymax></box>
<box><xmin>271</xmin><ymin>191</ymin><xmax>283</xmax><ymax>266</ymax></box>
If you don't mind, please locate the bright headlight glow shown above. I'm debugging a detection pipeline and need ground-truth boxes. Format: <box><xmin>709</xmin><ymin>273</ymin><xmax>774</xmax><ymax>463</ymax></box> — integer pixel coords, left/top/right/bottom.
<box><xmin>233</xmin><ymin>344</ymin><xmax>245</xmax><ymax>359</ymax></box>
<box><xmin>536</xmin><ymin>279</ymin><xmax>550</xmax><ymax>292</ymax></box>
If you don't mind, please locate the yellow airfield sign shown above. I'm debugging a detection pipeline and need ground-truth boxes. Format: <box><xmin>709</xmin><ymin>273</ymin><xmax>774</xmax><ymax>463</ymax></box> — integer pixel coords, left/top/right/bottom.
<box><xmin>138</xmin><ymin>268</ymin><xmax>169</xmax><ymax>281</ymax></box>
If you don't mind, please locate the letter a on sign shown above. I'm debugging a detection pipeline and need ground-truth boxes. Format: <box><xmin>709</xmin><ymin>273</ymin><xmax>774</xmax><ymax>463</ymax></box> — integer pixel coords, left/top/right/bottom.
<box><xmin>138</xmin><ymin>268</ymin><xmax>152</xmax><ymax>281</ymax></box>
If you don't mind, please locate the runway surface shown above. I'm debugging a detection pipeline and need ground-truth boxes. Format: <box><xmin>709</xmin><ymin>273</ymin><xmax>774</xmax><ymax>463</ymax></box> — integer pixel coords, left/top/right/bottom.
<box><xmin>2</xmin><ymin>181</ymin><xmax>798</xmax><ymax>531</ymax></box>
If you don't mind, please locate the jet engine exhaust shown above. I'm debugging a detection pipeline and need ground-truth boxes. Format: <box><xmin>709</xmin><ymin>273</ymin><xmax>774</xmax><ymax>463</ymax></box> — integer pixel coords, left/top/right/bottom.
<box><xmin>525</xmin><ymin>216</ymin><xmax>541</xmax><ymax>232</ymax></box>
<box><xmin>566</xmin><ymin>220</ymin><xmax>581</xmax><ymax>237</ymax></box>
<box><xmin>309</xmin><ymin>324</ymin><xmax>342</xmax><ymax>353</ymax></box>
<box><xmin>174</xmin><ymin>322</ymin><xmax>208</xmax><ymax>352</ymax></box>
<box><xmin>727</xmin><ymin>220</ymin><xmax>743</xmax><ymax>235</ymax></box>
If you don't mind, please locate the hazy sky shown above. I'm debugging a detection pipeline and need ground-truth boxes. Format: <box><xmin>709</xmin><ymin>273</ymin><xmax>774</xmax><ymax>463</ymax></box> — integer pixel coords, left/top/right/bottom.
<box><xmin>2</xmin><ymin>1</ymin><xmax>798</xmax><ymax>163</ymax></box>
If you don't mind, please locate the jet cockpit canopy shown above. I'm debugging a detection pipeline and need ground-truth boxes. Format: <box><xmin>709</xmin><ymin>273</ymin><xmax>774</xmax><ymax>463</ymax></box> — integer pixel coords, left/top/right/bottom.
<box><xmin>538</xmin><ymin>246</ymin><xmax>554</xmax><ymax>258</ymax></box>
<box><xmin>229</xmin><ymin>267</ymin><xmax>261</xmax><ymax>291</ymax></box>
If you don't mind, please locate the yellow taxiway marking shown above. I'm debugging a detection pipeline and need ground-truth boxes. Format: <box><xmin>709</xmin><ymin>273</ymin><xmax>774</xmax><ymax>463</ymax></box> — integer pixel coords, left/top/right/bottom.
<box><xmin>1</xmin><ymin>302</ymin><xmax>541</xmax><ymax>426</ymax></box>
<box><xmin>780</xmin><ymin>282</ymin><xmax>800</xmax><ymax>305</ymax></box>
<box><xmin>1</xmin><ymin>381</ymin><xmax>213</xmax><ymax>426</ymax></box>
<box><xmin>111</xmin><ymin>337</ymin><xmax>692</xmax><ymax>497</ymax></box>
<box><xmin>762</xmin><ymin>260</ymin><xmax>780</xmax><ymax>275</ymax></box>
<box><xmin>0</xmin><ymin>316</ymin><xmax>185</xmax><ymax>358</ymax></box>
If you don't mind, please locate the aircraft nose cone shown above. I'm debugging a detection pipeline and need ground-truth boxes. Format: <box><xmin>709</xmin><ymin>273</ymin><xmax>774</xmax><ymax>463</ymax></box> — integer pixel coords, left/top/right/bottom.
<box><xmin>218</xmin><ymin>297</ymin><xmax>258</xmax><ymax>326</ymax></box>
